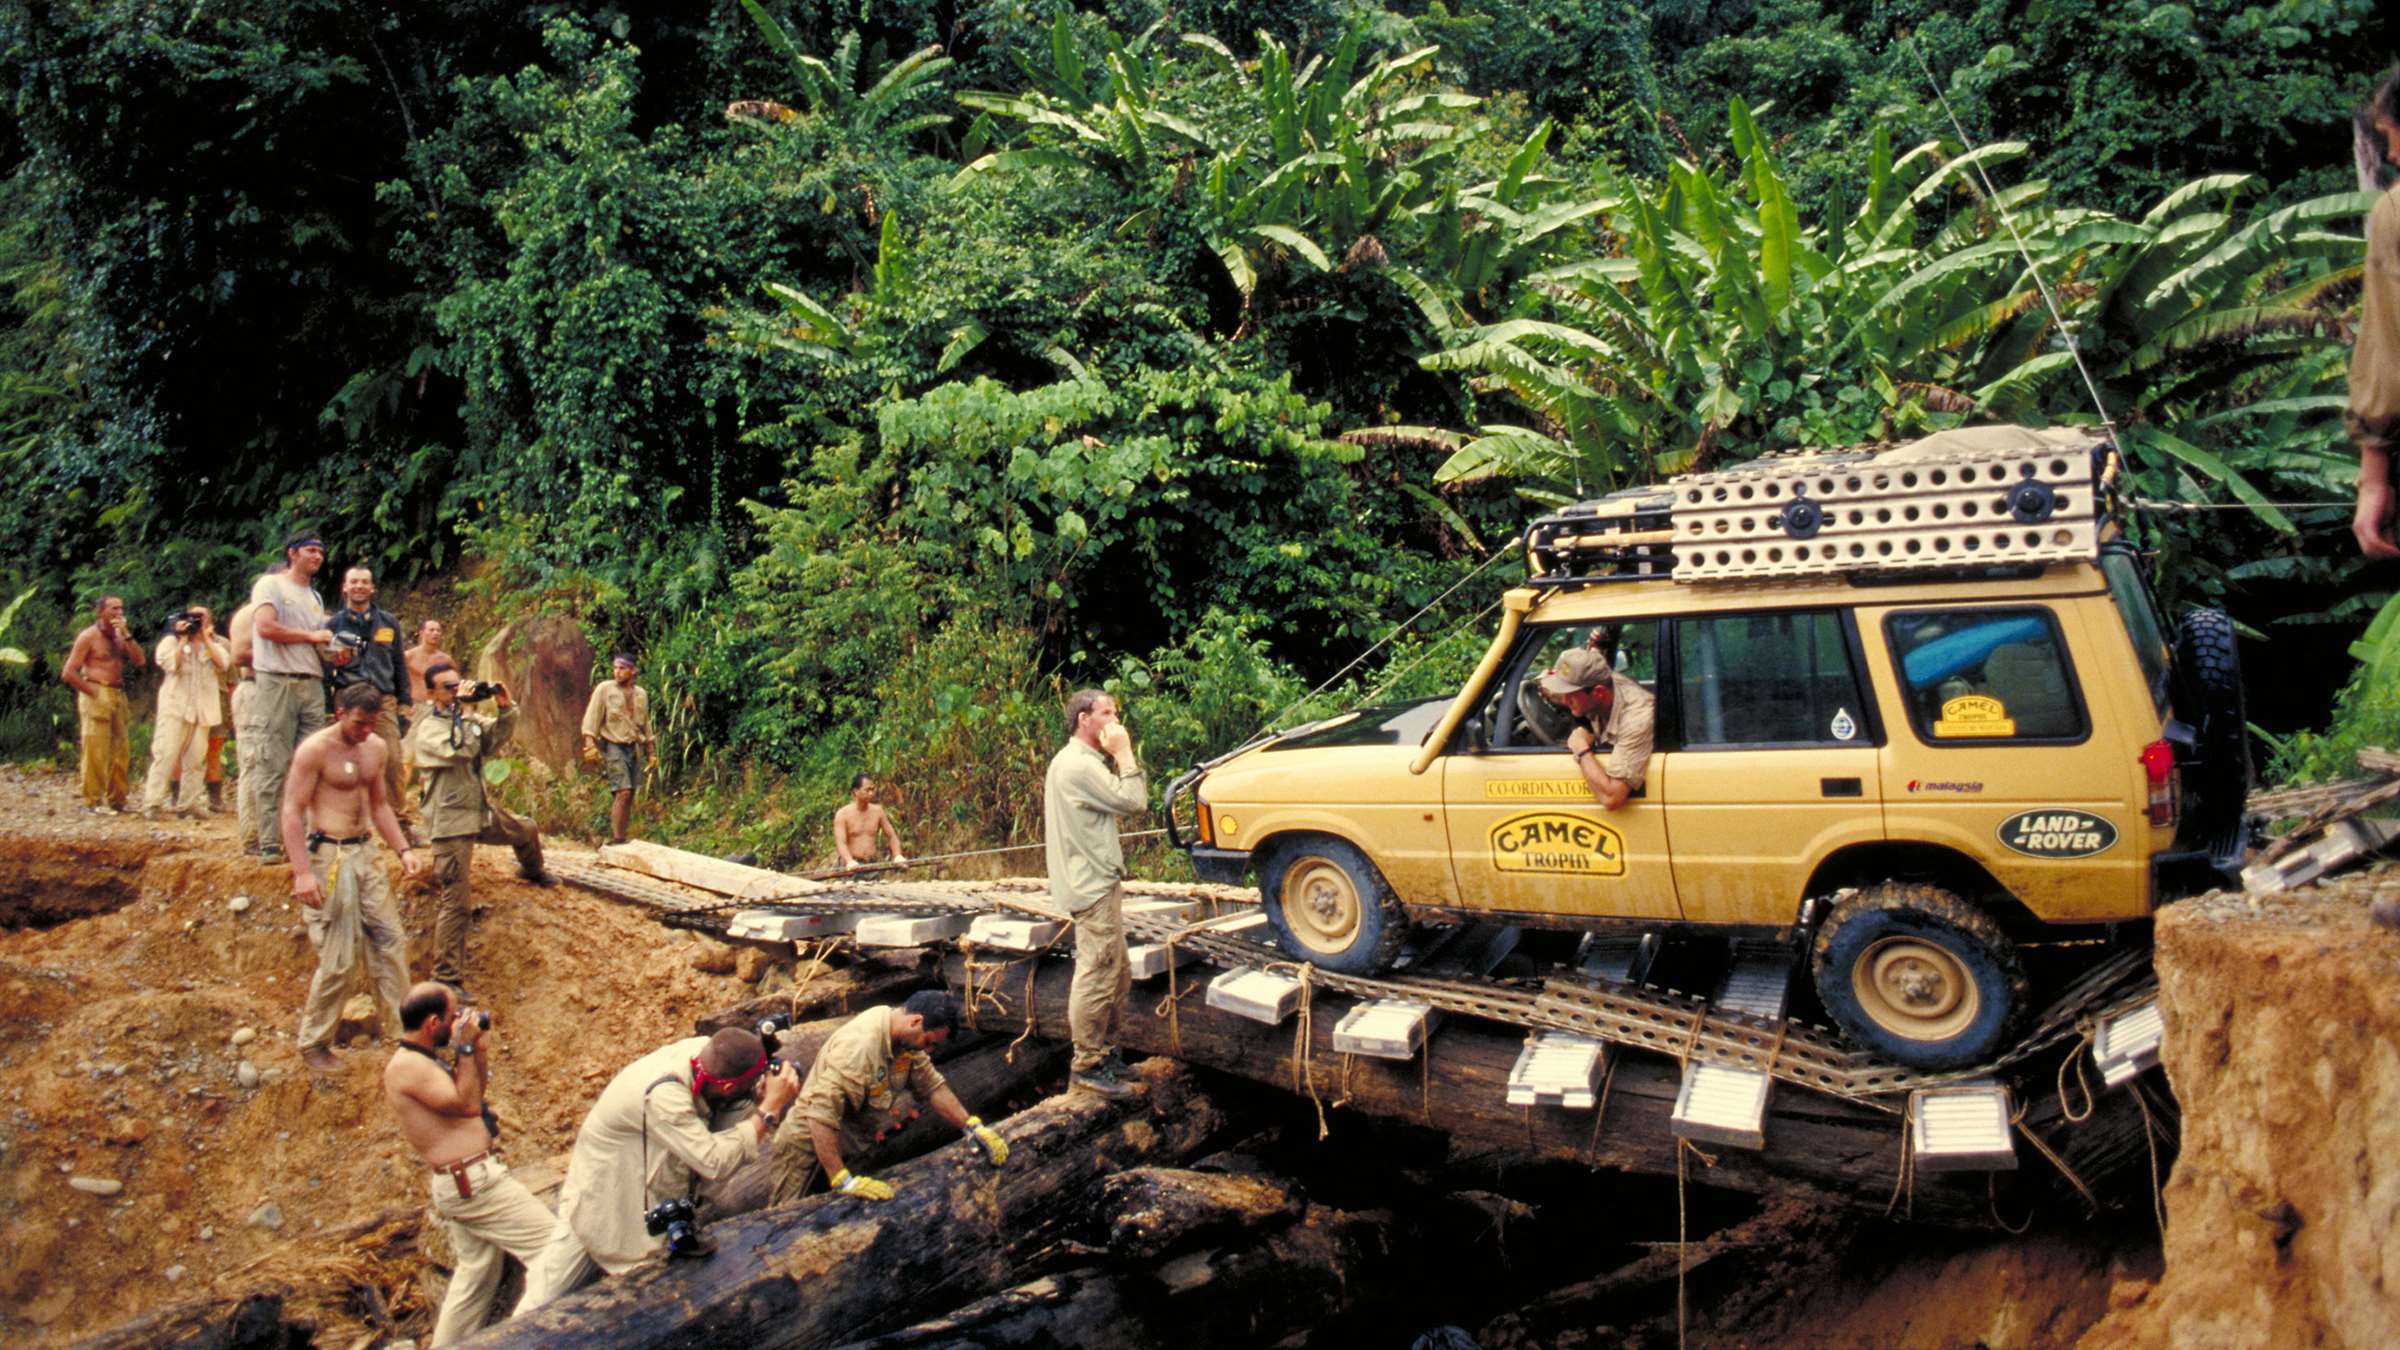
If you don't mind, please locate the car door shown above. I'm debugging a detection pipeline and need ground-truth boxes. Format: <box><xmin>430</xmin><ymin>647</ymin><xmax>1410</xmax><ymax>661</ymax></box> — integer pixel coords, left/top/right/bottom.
<box><xmin>1664</xmin><ymin>608</ymin><xmax>1886</xmax><ymax>925</ymax></box>
<box><xmin>1443</xmin><ymin>620</ymin><xmax>1682</xmax><ymax>921</ymax></box>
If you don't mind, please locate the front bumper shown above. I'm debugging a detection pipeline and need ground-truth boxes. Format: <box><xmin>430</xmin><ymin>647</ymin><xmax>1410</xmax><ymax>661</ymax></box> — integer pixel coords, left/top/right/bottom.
<box><xmin>1188</xmin><ymin>846</ymin><xmax>1252</xmax><ymax>886</ymax></box>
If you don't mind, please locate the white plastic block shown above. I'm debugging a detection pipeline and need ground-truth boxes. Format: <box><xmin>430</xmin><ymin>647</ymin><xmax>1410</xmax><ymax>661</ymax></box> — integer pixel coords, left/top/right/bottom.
<box><xmin>968</xmin><ymin>913</ymin><xmax>1068</xmax><ymax>951</ymax></box>
<box><xmin>1506</xmin><ymin>1032</ymin><xmax>1605</xmax><ymax>1109</ymax></box>
<box><xmin>1672</xmin><ymin>1063</ymin><xmax>1772</xmax><ymax>1150</ymax></box>
<box><xmin>1124</xmin><ymin>897</ymin><xmax>1205</xmax><ymax>925</ymax></box>
<box><xmin>851</xmin><ymin>913</ymin><xmax>974</xmax><ymax>947</ymax></box>
<box><xmin>2092</xmin><ymin>1002</ymin><xmax>2165</xmax><ymax>1090</ymax></box>
<box><xmin>1908</xmin><ymin>1080</ymin><xmax>2018</xmax><ymax>1172</ymax></box>
<box><xmin>1574</xmin><ymin>931</ymin><xmax>1659</xmax><ymax>985</ymax></box>
<box><xmin>1127</xmin><ymin>941</ymin><xmax>1200</xmax><ymax>981</ymax></box>
<box><xmin>1206</xmin><ymin>968</ymin><xmax>1303</xmax><ymax>1025</ymax></box>
<box><xmin>725</xmin><ymin>910</ymin><xmax>857</xmax><ymax>941</ymax></box>
<box><xmin>1332</xmin><ymin>1000</ymin><xmax>1437</xmax><ymax>1060</ymax></box>
<box><xmin>1210</xmin><ymin>910</ymin><xmax>1273</xmax><ymax>945</ymax></box>
<box><xmin>1717</xmin><ymin>947</ymin><xmax>1797</xmax><ymax>1021</ymax></box>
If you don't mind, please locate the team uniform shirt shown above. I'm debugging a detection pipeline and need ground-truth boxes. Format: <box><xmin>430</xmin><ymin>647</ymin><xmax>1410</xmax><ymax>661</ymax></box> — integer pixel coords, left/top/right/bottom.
<box><xmin>793</xmin><ymin>1007</ymin><xmax>950</xmax><ymax>1141</ymax></box>
<box><xmin>1580</xmin><ymin>672</ymin><xmax>1657</xmax><ymax>790</ymax></box>
<box><xmin>328</xmin><ymin>604</ymin><xmax>409</xmax><ymax>705</ymax></box>
<box><xmin>410</xmin><ymin>705</ymin><xmax>515</xmax><ymax>840</ymax></box>
<box><xmin>580</xmin><ymin>681</ymin><xmax>652</xmax><ymax>745</ymax></box>
<box><xmin>553</xmin><ymin>1037</ymin><xmax>760</xmax><ymax>1274</ymax></box>
<box><xmin>249</xmin><ymin>573</ymin><xmax>327</xmax><ymax>677</ymax></box>
<box><xmin>1042</xmin><ymin>739</ymin><xmax>1146</xmax><ymax>913</ymax></box>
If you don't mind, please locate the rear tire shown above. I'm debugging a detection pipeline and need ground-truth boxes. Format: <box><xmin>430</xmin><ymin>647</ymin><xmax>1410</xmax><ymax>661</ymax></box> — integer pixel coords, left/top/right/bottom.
<box><xmin>1259</xmin><ymin>836</ymin><xmax>1410</xmax><ymax>976</ymax></box>
<box><xmin>1811</xmin><ymin>882</ymin><xmax>2027</xmax><ymax>1070</ymax></box>
<box><xmin>2174</xmin><ymin>607</ymin><xmax>2250</xmax><ymax>856</ymax></box>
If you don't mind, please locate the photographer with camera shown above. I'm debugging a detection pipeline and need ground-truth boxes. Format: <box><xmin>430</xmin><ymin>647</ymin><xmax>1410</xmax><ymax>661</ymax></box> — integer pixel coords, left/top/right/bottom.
<box><xmin>580</xmin><ymin>653</ymin><xmax>653</xmax><ymax>845</ymax></box>
<box><xmin>384</xmin><ymin>983</ymin><xmax>555</xmax><ymax>1346</ymax></box>
<box><xmin>408</xmin><ymin>662</ymin><xmax>554</xmax><ymax>993</ymax></box>
<box><xmin>59</xmin><ymin>595</ymin><xmax>148</xmax><ymax>814</ymax></box>
<box><xmin>139</xmin><ymin>605</ymin><xmax>230</xmax><ymax>818</ymax></box>
<box><xmin>767</xmin><ymin>991</ymin><xmax>1006</xmax><ymax>1206</ymax></box>
<box><xmin>250</xmin><ymin>532</ymin><xmax>348</xmax><ymax>863</ymax></box>
<box><xmin>517</xmin><ymin>1027</ymin><xmax>800</xmax><ymax>1310</ymax></box>
<box><xmin>327</xmin><ymin>566</ymin><xmax>417</xmax><ymax>836</ymax></box>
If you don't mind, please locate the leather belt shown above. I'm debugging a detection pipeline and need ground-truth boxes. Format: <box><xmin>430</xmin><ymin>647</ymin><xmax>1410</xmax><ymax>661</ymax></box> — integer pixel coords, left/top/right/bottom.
<box><xmin>307</xmin><ymin>832</ymin><xmax>369</xmax><ymax>849</ymax></box>
<box><xmin>432</xmin><ymin>1149</ymin><xmax>494</xmax><ymax>1200</ymax></box>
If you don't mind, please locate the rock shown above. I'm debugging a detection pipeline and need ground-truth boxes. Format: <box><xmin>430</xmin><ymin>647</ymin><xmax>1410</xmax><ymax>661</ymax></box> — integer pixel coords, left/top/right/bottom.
<box><xmin>246</xmin><ymin>1201</ymin><xmax>284</xmax><ymax>1231</ymax></box>
<box><xmin>228</xmin><ymin>895</ymin><xmax>252</xmax><ymax>913</ymax></box>
<box><xmin>476</xmin><ymin>615</ymin><xmax>595</xmax><ymax>774</ymax></box>
<box><xmin>163</xmin><ymin>1265</ymin><xmax>185</xmax><ymax>1282</ymax></box>
<box><xmin>68</xmin><ymin>1176</ymin><xmax>122</xmax><ymax>1196</ymax></box>
<box><xmin>229</xmin><ymin>1027</ymin><xmax>256</xmax><ymax>1047</ymax></box>
<box><xmin>734</xmin><ymin>947</ymin><xmax>771</xmax><ymax>984</ymax></box>
<box><xmin>199</xmin><ymin>1225</ymin><xmax>214</xmax><ymax>1240</ymax></box>
<box><xmin>236</xmin><ymin>1061</ymin><xmax>260</xmax><ymax>1089</ymax></box>
<box><xmin>690</xmin><ymin>942</ymin><xmax>739</xmax><ymax>976</ymax></box>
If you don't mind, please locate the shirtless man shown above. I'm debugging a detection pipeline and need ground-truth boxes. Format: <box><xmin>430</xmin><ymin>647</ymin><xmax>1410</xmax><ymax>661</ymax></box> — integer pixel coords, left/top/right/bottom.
<box><xmin>60</xmin><ymin>596</ymin><xmax>148</xmax><ymax>813</ymax></box>
<box><xmin>385</xmin><ymin>982</ymin><xmax>555</xmax><ymax>1345</ymax></box>
<box><xmin>286</xmin><ymin>682</ymin><xmax>424</xmax><ymax>1071</ymax></box>
<box><xmin>833</xmin><ymin>774</ymin><xmax>907</xmax><ymax>870</ymax></box>
<box><xmin>404</xmin><ymin>620</ymin><xmax>453</xmax><ymax>705</ymax></box>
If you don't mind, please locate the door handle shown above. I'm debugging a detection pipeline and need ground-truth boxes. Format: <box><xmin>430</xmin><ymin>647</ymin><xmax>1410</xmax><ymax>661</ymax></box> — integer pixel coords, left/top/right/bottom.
<box><xmin>1821</xmin><ymin>777</ymin><xmax>1863</xmax><ymax>798</ymax></box>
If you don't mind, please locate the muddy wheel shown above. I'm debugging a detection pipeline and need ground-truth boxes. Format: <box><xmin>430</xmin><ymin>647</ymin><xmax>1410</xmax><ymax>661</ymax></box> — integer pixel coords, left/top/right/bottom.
<box><xmin>1811</xmin><ymin>882</ymin><xmax>2027</xmax><ymax>1070</ymax></box>
<box><xmin>2175</xmin><ymin>607</ymin><xmax>2251</xmax><ymax>854</ymax></box>
<box><xmin>1259</xmin><ymin>836</ymin><xmax>1409</xmax><ymax>976</ymax></box>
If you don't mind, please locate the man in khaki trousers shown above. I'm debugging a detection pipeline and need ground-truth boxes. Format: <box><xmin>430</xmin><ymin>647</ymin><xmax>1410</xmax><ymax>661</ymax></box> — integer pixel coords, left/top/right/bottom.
<box><xmin>1041</xmin><ymin>688</ymin><xmax>1147</xmax><ymax>1101</ymax></box>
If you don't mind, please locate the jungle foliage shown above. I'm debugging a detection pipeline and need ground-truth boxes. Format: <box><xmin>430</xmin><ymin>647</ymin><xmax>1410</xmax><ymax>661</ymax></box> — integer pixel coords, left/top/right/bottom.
<box><xmin>0</xmin><ymin>0</ymin><xmax>2393</xmax><ymax>851</ymax></box>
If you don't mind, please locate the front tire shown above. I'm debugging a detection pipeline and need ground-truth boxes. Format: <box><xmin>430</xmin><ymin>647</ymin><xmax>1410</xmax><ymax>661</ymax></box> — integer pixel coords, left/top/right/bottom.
<box><xmin>1259</xmin><ymin>836</ymin><xmax>1410</xmax><ymax>976</ymax></box>
<box><xmin>1811</xmin><ymin>883</ymin><xmax>2027</xmax><ymax>1070</ymax></box>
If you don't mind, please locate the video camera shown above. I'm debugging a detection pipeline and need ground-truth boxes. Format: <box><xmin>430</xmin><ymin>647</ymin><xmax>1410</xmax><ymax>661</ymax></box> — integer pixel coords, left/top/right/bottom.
<box><xmin>758</xmin><ymin>1011</ymin><xmax>793</xmax><ymax>1072</ymax></box>
<box><xmin>327</xmin><ymin>629</ymin><xmax>366</xmax><ymax>655</ymax></box>
<box><xmin>644</xmin><ymin>1197</ymin><xmax>709</xmax><ymax>1259</ymax></box>
<box><xmin>163</xmin><ymin>609</ymin><xmax>201</xmax><ymax>636</ymax></box>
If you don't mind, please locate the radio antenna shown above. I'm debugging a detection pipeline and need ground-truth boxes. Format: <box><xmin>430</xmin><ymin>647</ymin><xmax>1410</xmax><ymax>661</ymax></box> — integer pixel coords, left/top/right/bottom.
<box><xmin>1904</xmin><ymin>38</ymin><xmax>2126</xmax><ymax>458</ymax></box>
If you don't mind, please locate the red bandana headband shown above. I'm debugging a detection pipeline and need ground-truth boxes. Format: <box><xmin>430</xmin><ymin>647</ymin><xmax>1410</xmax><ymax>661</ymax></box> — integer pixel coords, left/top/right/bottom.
<box><xmin>691</xmin><ymin>1048</ymin><xmax>767</xmax><ymax>1097</ymax></box>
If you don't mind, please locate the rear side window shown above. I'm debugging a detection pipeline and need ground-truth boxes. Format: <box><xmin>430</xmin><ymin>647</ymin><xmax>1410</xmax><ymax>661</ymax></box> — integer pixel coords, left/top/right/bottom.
<box><xmin>1677</xmin><ymin>611</ymin><xmax>1868</xmax><ymax>747</ymax></box>
<box><xmin>1886</xmin><ymin>609</ymin><xmax>2088</xmax><ymax>743</ymax></box>
<box><xmin>2099</xmin><ymin>550</ymin><xmax>2172</xmax><ymax>715</ymax></box>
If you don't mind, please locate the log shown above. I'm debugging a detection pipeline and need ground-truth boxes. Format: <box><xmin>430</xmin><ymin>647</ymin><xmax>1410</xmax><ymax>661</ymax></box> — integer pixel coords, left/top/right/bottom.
<box><xmin>598</xmin><ymin>841</ymin><xmax>826</xmax><ymax>901</ymax></box>
<box><xmin>467</xmin><ymin>1065</ymin><xmax>1226</xmax><ymax>1349</ymax></box>
<box><xmin>691</xmin><ymin>954</ymin><xmax>936</xmax><ymax>1036</ymax></box>
<box><xmin>71</xmin><ymin>1290</ymin><xmax>304</xmax><ymax>1350</ymax></box>
<box><xmin>940</xmin><ymin>953</ymin><xmax>2091</xmax><ymax>1226</ymax></box>
<box><xmin>1095</xmin><ymin>1167</ymin><xmax>1305</xmax><ymax>1260</ymax></box>
<box><xmin>837</xmin><ymin>1204</ymin><xmax>1400</xmax><ymax>1350</ymax></box>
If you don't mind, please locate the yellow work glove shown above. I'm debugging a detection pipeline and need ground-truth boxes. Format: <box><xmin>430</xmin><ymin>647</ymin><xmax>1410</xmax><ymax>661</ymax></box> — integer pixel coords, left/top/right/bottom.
<box><xmin>965</xmin><ymin>1115</ymin><xmax>1008</xmax><ymax>1167</ymax></box>
<box><xmin>830</xmin><ymin>1168</ymin><xmax>895</xmax><ymax>1201</ymax></box>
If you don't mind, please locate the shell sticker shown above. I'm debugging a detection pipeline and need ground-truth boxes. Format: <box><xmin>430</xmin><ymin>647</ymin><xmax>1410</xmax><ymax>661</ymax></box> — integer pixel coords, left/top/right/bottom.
<box><xmin>1997</xmin><ymin>809</ymin><xmax>2119</xmax><ymax>858</ymax></box>
<box><xmin>1830</xmin><ymin>707</ymin><xmax>1857</xmax><ymax>741</ymax></box>
<box><xmin>1490</xmin><ymin>811</ymin><xmax>1626</xmax><ymax>877</ymax></box>
<box><xmin>1933</xmin><ymin>693</ymin><xmax>2016</xmax><ymax>739</ymax></box>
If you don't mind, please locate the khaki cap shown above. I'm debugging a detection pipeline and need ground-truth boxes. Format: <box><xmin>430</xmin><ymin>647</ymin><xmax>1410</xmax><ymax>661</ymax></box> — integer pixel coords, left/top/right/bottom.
<box><xmin>1538</xmin><ymin>648</ymin><xmax>1613</xmax><ymax>697</ymax></box>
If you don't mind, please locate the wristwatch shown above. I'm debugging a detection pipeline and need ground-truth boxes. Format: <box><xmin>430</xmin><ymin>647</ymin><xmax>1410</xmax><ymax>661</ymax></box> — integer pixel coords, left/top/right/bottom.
<box><xmin>455</xmin><ymin>1043</ymin><xmax>476</xmax><ymax>1056</ymax></box>
<box><xmin>757</xmin><ymin>1108</ymin><xmax>784</xmax><ymax>1130</ymax></box>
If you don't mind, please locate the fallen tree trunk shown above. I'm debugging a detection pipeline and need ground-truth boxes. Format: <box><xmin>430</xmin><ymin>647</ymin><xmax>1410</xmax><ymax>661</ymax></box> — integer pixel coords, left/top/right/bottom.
<box><xmin>692</xmin><ymin>953</ymin><xmax>937</xmax><ymax>1036</ymax></box>
<box><xmin>72</xmin><ymin>1291</ymin><xmax>305</xmax><ymax>1350</ymax></box>
<box><xmin>940</xmin><ymin>953</ymin><xmax>2055</xmax><ymax>1225</ymax></box>
<box><xmin>467</xmin><ymin>1065</ymin><xmax>1225</xmax><ymax>1349</ymax></box>
<box><xmin>1095</xmin><ymin>1166</ymin><xmax>1306</xmax><ymax>1260</ymax></box>
<box><xmin>835</xmin><ymin>1203</ymin><xmax>1399</xmax><ymax>1350</ymax></box>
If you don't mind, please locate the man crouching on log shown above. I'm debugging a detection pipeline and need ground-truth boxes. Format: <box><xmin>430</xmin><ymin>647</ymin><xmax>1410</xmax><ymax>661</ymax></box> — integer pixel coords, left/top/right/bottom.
<box><xmin>516</xmin><ymin>1027</ymin><xmax>800</xmax><ymax>1311</ymax></box>
<box><xmin>767</xmin><ymin>991</ymin><xmax>1008</xmax><ymax>1205</ymax></box>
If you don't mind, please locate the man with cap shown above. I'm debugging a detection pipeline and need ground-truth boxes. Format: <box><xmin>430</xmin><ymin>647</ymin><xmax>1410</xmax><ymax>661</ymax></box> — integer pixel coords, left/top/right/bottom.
<box><xmin>515</xmin><ymin>1027</ymin><xmax>800</xmax><ymax>1310</ymax></box>
<box><xmin>580</xmin><ymin>652</ymin><xmax>653</xmax><ymax>845</ymax></box>
<box><xmin>249</xmin><ymin>532</ymin><xmax>349</xmax><ymax>863</ymax></box>
<box><xmin>1539</xmin><ymin>642</ymin><xmax>1655</xmax><ymax>810</ymax></box>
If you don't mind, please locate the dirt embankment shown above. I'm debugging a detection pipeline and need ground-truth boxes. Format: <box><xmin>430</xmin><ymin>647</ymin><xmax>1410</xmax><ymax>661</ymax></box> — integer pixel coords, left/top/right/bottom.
<box><xmin>0</xmin><ymin>763</ymin><xmax>769</xmax><ymax>1345</ymax></box>
<box><xmin>2084</xmin><ymin>872</ymin><xmax>2400</xmax><ymax>1348</ymax></box>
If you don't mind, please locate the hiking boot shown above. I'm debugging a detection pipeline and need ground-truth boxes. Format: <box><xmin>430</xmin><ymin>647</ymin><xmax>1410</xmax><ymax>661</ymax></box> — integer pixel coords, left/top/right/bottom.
<box><xmin>301</xmin><ymin>1046</ymin><xmax>339</xmax><ymax>1073</ymax></box>
<box><xmin>206</xmin><ymin>781</ymin><xmax>225</xmax><ymax>814</ymax></box>
<box><xmin>1097</xmin><ymin>1050</ymin><xmax>1137</xmax><ymax>1079</ymax></box>
<box><xmin>1070</xmin><ymin>1064</ymin><xmax>1142</xmax><ymax>1100</ymax></box>
<box><xmin>258</xmin><ymin>848</ymin><xmax>286</xmax><ymax>866</ymax></box>
<box><xmin>519</xmin><ymin>868</ymin><xmax>561</xmax><ymax>888</ymax></box>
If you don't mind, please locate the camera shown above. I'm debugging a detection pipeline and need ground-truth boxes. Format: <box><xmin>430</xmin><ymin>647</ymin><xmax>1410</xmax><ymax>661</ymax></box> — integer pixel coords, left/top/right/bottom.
<box><xmin>643</xmin><ymin>1197</ymin><xmax>709</xmax><ymax>1259</ymax></box>
<box><xmin>163</xmin><ymin>609</ymin><xmax>200</xmax><ymax>636</ymax></box>
<box><xmin>460</xmin><ymin>1007</ymin><xmax>491</xmax><ymax>1031</ymax></box>
<box><xmin>457</xmin><ymin>680</ymin><xmax>502</xmax><ymax>703</ymax></box>
<box><xmin>328</xmin><ymin>629</ymin><xmax>366</xmax><ymax>652</ymax></box>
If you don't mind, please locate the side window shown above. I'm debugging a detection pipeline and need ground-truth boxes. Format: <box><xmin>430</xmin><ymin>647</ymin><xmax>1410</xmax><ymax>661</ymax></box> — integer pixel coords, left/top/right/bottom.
<box><xmin>1676</xmin><ymin>611</ymin><xmax>1868</xmax><ymax>747</ymax></box>
<box><xmin>1495</xmin><ymin>621</ymin><xmax>1660</xmax><ymax>750</ymax></box>
<box><xmin>1885</xmin><ymin>608</ymin><xmax>2088</xmax><ymax>743</ymax></box>
<box><xmin>2099</xmin><ymin>550</ymin><xmax>2171</xmax><ymax>716</ymax></box>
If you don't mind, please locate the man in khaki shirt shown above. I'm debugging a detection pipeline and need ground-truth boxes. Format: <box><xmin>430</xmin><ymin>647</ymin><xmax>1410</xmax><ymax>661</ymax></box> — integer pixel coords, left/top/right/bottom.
<box><xmin>1538</xmin><ymin>647</ymin><xmax>1655</xmax><ymax>811</ymax></box>
<box><xmin>580</xmin><ymin>653</ymin><xmax>653</xmax><ymax>844</ymax></box>
<box><xmin>141</xmin><ymin>606</ymin><xmax>230</xmax><ymax>817</ymax></box>
<box><xmin>767</xmin><ymin>991</ymin><xmax>1005</xmax><ymax>1205</ymax></box>
<box><xmin>2352</xmin><ymin>73</ymin><xmax>2400</xmax><ymax>560</ymax></box>
<box><xmin>409</xmin><ymin>662</ymin><xmax>553</xmax><ymax>992</ymax></box>
<box><xmin>1042</xmin><ymin>689</ymin><xmax>1148</xmax><ymax>1100</ymax></box>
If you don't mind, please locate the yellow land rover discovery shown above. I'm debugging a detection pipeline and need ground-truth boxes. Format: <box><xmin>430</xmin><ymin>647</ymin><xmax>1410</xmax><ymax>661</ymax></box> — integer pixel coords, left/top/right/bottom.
<box><xmin>1168</xmin><ymin>426</ymin><xmax>2248</xmax><ymax>1069</ymax></box>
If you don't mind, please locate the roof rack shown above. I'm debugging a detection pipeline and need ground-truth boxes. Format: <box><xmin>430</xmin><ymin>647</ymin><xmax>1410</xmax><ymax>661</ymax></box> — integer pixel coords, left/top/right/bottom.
<box><xmin>1525</xmin><ymin>425</ymin><xmax>2120</xmax><ymax>585</ymax></box>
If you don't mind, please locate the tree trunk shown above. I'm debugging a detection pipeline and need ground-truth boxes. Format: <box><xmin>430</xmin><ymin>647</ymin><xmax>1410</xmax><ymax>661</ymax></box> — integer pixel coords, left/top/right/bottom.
<box><xmin>691</xmin><ymin>954</ymin><xmax>936</xmax><ymax>1036</ymax></box>
<box><xmin>1093</xmin><ymin>1166</ymin><xmax>1306</xmax><ymax>1260</ymax></box>
<box><xmin>466</xmin><ymin>1066</ymin><xmax>1225</xmax><ymax>1349</ymax></box>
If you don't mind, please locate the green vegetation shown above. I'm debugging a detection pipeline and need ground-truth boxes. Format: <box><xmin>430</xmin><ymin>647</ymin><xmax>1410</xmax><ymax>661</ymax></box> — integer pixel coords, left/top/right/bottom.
<box><xmin>1</xmin><ymin>1</ymin><xmax>2394</xmax><ymax>856</ymax></box>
